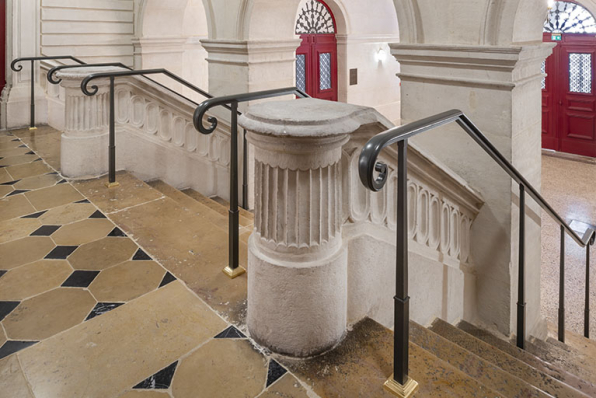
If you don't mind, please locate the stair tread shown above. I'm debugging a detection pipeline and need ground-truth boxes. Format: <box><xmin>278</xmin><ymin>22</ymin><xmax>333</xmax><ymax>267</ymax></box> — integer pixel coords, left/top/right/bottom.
<box><xmin>147</xmin><ymin>180</ymin><xmax>228</xmax><ymax>231</ymax></box>
<box><xmin>281</xmin><ymin>318</ymin><xmax>504</xmax><ymax>398</ymax></box>
<box><xmin>546</xmin><ymin>323</ymin><xmax>596</xmax><ymax>363</ymax></box>
<box><xmin>211</xmin><ymin>195</ymin><xmax>254</xmax><ymax>220</ymax></box>
<box><xmin>429</xmin><ymin>319</ymin><xmax>589</xmax><ymax>398</ymax></box>
<box><xmin>182</xmin><ymin>189</ymin><xmax>253</xmax><ymax>228</ymax></box>
<box><xmin>526</xmin><ymin>336</ymin><xmax>596</xmax><ymax>385</ymax></box>
<box><xmin>458</xmin><ymin>320</ymin><xmax>596</xmax><ymax>396</ymax></box>
<box><xmin>410</xmin><ymin>321</ymin><xmax>549</xmax><ymax>398</ymax></box>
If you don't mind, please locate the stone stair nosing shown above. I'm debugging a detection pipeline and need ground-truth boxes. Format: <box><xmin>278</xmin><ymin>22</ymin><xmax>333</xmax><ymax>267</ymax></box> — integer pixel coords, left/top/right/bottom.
<box><xmin>410</xmin><ymin>321</ymin><xmax>549</xmax><ymax>398</ymax></box>
<box><xmin>182</xmin><ymin>188</ymin><xmax>253</xmax><ymax>228</ymax></box>
<box><xmin>526</xmin><ymin>336</ymin><xmax>596</xmax><ymax>386</ymax></box>
<box><xmin>211</xmin><ymin>195</ymin><xmax>254</xmax><ymax>221</ymax></box>
<box><xmin>457</xmin><ymin>320</ymin><xmax>596</xmax><ymax>397</ymax></box>
<box><xmin>428</xmin><ymin>319</ymin><xmax>591</xmax><ymax>398</ymax></box>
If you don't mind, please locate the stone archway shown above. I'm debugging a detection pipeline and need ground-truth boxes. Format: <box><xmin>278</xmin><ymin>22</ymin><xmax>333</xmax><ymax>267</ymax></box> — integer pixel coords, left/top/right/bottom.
<box><xmin>134</xmin><ymin>0</ymin><xmax>210</xmax><ymax>96</ymax></box>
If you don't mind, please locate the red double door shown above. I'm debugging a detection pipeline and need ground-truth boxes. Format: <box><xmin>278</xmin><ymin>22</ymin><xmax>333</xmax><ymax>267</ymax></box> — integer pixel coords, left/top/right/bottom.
<box><xmin>542</xmin><ymin>33</ymin><xmax>596</xmax><ymax>157</ymax></box>
<box><xmin>296</xmin><ymin>34</ymin><xmax>338</xmax><ymax>101</ymax></box>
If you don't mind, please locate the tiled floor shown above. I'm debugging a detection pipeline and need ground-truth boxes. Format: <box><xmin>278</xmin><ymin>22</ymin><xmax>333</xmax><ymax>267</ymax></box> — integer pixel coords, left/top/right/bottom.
<box><xmin>541</xmin><ymin>154</ymin><xmax>596</xmax><ymax>338</ymax></box>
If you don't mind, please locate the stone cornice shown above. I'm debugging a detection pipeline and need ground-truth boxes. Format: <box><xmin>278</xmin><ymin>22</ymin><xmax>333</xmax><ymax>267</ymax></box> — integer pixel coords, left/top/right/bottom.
<box><xmin>201</xmin><ymin>39</ymin><xmax>301</xmax><ymax>67</ymax></box>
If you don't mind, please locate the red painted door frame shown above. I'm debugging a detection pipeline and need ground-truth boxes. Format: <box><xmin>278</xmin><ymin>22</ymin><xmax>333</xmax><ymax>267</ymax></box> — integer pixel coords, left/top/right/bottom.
<box><xmin>0</xmin><ymin>0</ymin><xmax>5</xmax><ymax>94</ymax></box>
<box><xmin>543</xmin><ymin>32</ymin><xmax>596</xmax><ymax>157</ymax></box>
<box><xmin>296</xmin><ymin>34</ymin><xmax>338</xmax><ymax>101</ymax></box>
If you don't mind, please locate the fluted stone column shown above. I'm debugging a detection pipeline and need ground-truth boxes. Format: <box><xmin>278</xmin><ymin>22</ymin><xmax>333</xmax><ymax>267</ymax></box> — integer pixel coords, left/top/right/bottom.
<box><xmin>56</xmin><ymin>66</ymin><xmax>123</xmax><ymax>178</ymax></box>
<box><xmin>241</xmin><ymin>99</ymin><xmax>377</xmax><ymax>357</ymax></box>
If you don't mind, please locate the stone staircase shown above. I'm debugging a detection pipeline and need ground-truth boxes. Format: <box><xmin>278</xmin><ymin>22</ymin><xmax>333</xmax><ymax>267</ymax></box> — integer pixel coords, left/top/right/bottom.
<box><xmin>66</xmin><ymin>172</ymin><xmax>596</xmax><ymax>397</ymax></box>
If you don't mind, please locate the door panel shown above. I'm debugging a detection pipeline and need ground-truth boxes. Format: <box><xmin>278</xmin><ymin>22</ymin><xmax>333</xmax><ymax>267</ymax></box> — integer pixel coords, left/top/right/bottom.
<box><xmin>296</xmin><ymin>34</ymin><xmax>338</xmax><ymax>101</ymax></box>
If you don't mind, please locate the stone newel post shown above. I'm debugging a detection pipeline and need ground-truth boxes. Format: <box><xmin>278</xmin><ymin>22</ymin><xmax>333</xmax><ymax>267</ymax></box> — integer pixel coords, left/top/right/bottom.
<box><xmin>241</xmin><ymin>99</ymin><xmax>369</xmax><ymax>357</ymax></box>
<box><xmin>56</xmin><ymin>67</ymin><xmax>122</xmax><ymax>178</ymax></box>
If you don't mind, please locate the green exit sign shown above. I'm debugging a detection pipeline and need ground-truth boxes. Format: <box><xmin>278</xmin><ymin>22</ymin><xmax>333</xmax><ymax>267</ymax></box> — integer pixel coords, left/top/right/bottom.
<box><xmin>552</xmin><ymin>33</ymin><xmax>562</xmax><ymax>41</ymax></box>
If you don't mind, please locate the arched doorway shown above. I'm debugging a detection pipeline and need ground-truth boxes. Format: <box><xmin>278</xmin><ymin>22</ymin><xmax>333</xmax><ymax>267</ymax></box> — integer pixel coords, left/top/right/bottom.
<box><xmin>295</xmin><ymin>0</ymin><xmax>338</xmax><ymax>101</ymax></box>
<box><xmin>542</xmin><ymin>0</ymin><xmax>596</xmax><ymax>157</ymax></box>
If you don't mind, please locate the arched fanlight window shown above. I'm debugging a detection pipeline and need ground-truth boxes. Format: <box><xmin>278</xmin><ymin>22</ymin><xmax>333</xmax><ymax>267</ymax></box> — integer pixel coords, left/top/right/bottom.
<box><xmin>544</xmin><ymin>1</ymin><xmax>596</xmax><ymax>33</ymax></box>
<box><xmin>296</xmin><ymin>0</ymin><xmax>335</xmax><ymax>34</ymax></box>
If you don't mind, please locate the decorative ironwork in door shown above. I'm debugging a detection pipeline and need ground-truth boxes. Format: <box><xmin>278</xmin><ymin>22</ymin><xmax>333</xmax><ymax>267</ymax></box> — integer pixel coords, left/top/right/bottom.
<box><xmin>543</xmin><ymin>1</ymin><xmax>596</xmax><ymax>157</ymax></box>
<box><xmin>295</xmin><ymin>0</ymin><xmax>338</xmax><ymax>101</ymax></box>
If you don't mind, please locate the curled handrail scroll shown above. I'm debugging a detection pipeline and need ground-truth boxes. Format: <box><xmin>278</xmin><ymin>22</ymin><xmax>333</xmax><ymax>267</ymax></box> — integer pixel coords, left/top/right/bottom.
<box><xmin>358</xmin><ymin>109</ymin><xmax>596</xmax><ymax>248</ymax></box>
<box><xmin>193</xmin><ymin>87</ymin><xmax>309</xmax><ymax>135</ymax></box>
<box><xmin>11</xmin><ymin>56</ymin><xmax>85</xmax><ymax>73</ymax></box>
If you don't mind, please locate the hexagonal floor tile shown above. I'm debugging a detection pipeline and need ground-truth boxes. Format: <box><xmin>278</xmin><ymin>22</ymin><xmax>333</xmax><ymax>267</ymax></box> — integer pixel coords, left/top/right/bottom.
<box><xmin>89</xmin><ymin>261</ymin><xmax>165</xmax><ymax>302</ymax></box>
<box><xmin>52</xmin><ymin>219</ymin><xmax>115</xmax><ymax>246</ymax></box>
<box><xmin>0</xmin><ymin>237</ymin><xmax>55</xmax><ymax>270</ymax></box>
<box><xmin>25</xmin><ymin>184</ymin><xmax>84</xmax><ymax>211</ymax></box>
<box><xmin>69</xmin><ymin>237</ymin><xmax>138</xmax><ymax>271</ymax></box>
<box><xmin>0</xmin><ymin>218</ymin><xmax>41</xmax><ymax>245</ymax></box>
<box><xmin>38</xmin><ymin>202</ymin><xmax>96</xmax><ymax>225</ymax></box>
<box><xmin>3</xmin><ymin>288</ymin><xmax>96</xmax><ymax>341</ymax></box>
<box><xmin>0</xmin><ymin>260</ymin><xmax>72</xmax><ymax>301</ymax></box>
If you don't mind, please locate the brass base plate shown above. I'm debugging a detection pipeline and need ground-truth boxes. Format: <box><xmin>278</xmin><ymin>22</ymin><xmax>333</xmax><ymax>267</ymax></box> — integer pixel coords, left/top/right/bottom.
<box><xmin>383</xmin><ymin>376</ymin><xmax>419</xmax><ymax>398</ymax></box>
<box><xmin>105</xmin><ymin>181</ymin><xmax>120</xmax><ymax>188</ymax></box>
<box><xmin>29</xmin><ymin>126</ymin><xmax>37</xmax><ymax>131</ymax></box>
<box><xmin>223</xmin><ymin>265</ymin><xmax>246</xmax><ymax>279</ymax></box>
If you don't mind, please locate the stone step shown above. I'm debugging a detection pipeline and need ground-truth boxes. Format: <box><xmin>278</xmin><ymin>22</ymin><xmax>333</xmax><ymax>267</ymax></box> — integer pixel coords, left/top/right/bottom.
<box><xmin>147</xmin><ymin>180</ymin><xmax>228</xmax><ymax>231</ymax></box>
<box><xmin>211</xmin><ymin>195</ymin><xmax>254</xmax><ymax>221</ymax></box>
<box><xmin>410</xmin><ymin>321</ymin><xmax>547</xmax><ymax>398</ymax></box>
<box><xmin>457</xmin><ymin>320</ymin><xmax>596</xmax><ymax>396</ymax></box>
<box><xmin>281</xmin><ymin>317</ymin><xmax>504</xmax><ymax>398</ymax></box>
<box><xmin>546</xmin><ymin>323</ymin><xmax>596</xmax><ymax>366</ymax></box>
<box><xmin>526</xmin><ymin>336</ymin><xmax>596</xmax><ymax>385</ymax></box>
<box><xmin>429</xmin><ymin>319</ymin><xmax>589</xmax><ymax>398</ymax></box>
<box><xmin>182</xmin><ymin>189</ymin><xmax>253</xmax><ymax>228</ymax></box>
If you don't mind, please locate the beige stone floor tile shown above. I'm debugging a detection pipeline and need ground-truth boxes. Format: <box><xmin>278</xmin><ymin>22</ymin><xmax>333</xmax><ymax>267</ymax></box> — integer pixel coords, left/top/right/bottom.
<box><xmin>0</xmin><ymin>237</ymin><xmax>55</xmax><ymax>270</ymax></box>
<box><xmin>25</xmin><ymin>183</ymin><xmax>83</xmax><ymax>211</ymax></box>
<box><xmin>3</xmin><ymin>288</ymin><xmax>96</xmax><ymax>341</ymax></box>
<box><xmin>12</xmin><ymin>125</ymin><xmax>60</xmax><ymax>139</ymax></box>
<box><xmin>0</xmin><ymin>260</ymin><xmax>73</xmax><ymax>301</ymax></box>
<box><xmin>39</xmin><ymin>202</ymin><xmax>96</xmax><ymax>225</ymax></box>
<box><xmin>119</xmin><ymin>391</ymin><xmax>171</xmax><ymax>398</ymax></box>
<box><xmin>0</xmin><ymin>185</ymin><xmax>14</xmax><ymax>197</ymax></box>
<box><xmin>260</xmin><ymin>374</ymin><xmax>310</xmax><ymax>398</ymax></box>
<box><xmin>109</xmin><ymin>197</ymin><xmax>248</xmax><ymax>325</ymax></box>
<box><xmin>15</xmin><ymin>173</ymin><xmax>61</xmax><ymax>190</ymax></box>
<box><xmin>0</xmin><ymin>168</ymin><xmax>13</xmax><ymax>183</ymax></box>
<box><xmin>172</xmin><ymin>339</ymin><xmax>268</xmax><ymax>398</ymax></box>
<box><xmin>0</xmin><ymin>140</ymin><xmax>21</xmax><ymax>150</ymax></box>
<box><xmin>0</xmin><ymin>146</ymin><xmax>29</xmax><ymax>158</ymax></box>
<box><xmin>69</xmin><ymin>237</ymin><xmax>138</xmax><ymax>271</ymax></box>
<box><xmin>5</xmin><ymin>161</ymin><xmax>52</xmax><ymax>180</ymax></box>
<box><xmin>19</xmin><ymin>282</ymin><xmax>226</xmax><ymax>398</ymax></box>
<box><xmin>0</xmin><ymin>195</ymin><xmax>36</xmax><ymax>222</ymax></box>
<box><xmin>0</xmin><ymin>325</ymin><xmax>6</xmax><ymax>347</ymax></box>
<box><xmin>0</xmin><ymin>355</ymin><xmax>35</xmax><ymax>398</ymax></box>
<box><xmin>52</xmin><ymin>219</ymin><xmax>115</xmax><ymax>245</ymax></box>
<box><xmin>0</xmin><ymin>218</ymin><xmax>41</xmax><ymax>245</ymax></box>
<box><xmin>0</xmin><ymin>154</ymin><xmax>37</xmax><ymax>167</ymax></box>
<box><xmin>74</xmin><ymin>172</ymin><xmax>163</xmax><ymax>214</ymax></box>
<box><xmin>89</xmin><ymin>260</ymin><xmax>165</xmax><ymax>302</ymax></box>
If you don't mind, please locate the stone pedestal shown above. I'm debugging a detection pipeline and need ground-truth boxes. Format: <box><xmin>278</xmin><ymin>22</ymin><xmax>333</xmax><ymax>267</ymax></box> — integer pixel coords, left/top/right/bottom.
<box><xmin>56</xmin><ymin>66</ymin><xmax>124</xmax><ymax>179</ymax></box>
<box><xmin>241</xmin><ymin>99</ymin><xmax>365</xmax><ymax>357</ymax></box>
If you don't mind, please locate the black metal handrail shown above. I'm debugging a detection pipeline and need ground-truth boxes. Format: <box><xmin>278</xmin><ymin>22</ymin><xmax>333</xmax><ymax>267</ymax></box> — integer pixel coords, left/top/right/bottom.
<box><xmin>11</xmin><ymin>56</ymin><xmax>85</xmax><ymax>129</ymax></box>
<box><xmin>194</xmin><ymin>87</ymin><xmax>310</xmax><ymax>279</ymax></box>
<box><xmin>358</xmin><ymin>109</ymin><xmax>596</xmax><ymax>392</ymax></box>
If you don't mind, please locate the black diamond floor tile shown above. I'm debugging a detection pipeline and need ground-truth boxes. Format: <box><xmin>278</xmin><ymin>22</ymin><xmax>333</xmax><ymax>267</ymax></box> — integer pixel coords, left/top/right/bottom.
<box><xmin>75</xmin><ymin>199</ymin><xmax>90</xmax><ymax>204</ymax></box>
<box><xmin>266</xmin><ymin>360</ymin><xmax>287</xmax><ymax>387</ymax></box>
<box><xmin>0</xmin><ymin>301</ymin><xmax>20</xmax><ymax>321</ymax></box>
<box><xmin>0</xmin><ymin>270</ymin><xmax>6</xmax><ymax>279</ymax></box>
<box><xmin>133</xmin><ymin>361</ymin><xmax>178</xmax><ymax>390</ymax></box>
<box><xmin>25</xmin><ymin>151</ymin><xmax>35</xmax><ymax>155</ymax></box>
<box><xmin>30</xmin><ymin>225</ymin><xmax>61</xmax><ymax>236</ymax></box>
<box><xmin>89</xmin><ymin>210</ymin><xmax>106</xmax><ymax>219</ymax></box>
<box><xmin>17</xmin><ymin>144</ymin><xmax>26</xmax><ymax>148</ymax></box>
<box><xmin>86</xmin><ymin>302</ymin><xmax>124</xmax><ymax>321</ymax></box>
<box><xmin>159</xmin><ymin>272</ymin><xmax>176</xmax><ymax>288</ymax></box>
<box><xmin>57</xmin><ymin>179</ymin><xmax>67</xmax><ymax>184</ymax></box>
<box><xmin>21</xmin><ymin>210</ymin><xmax>48</xmax><ymax>219</ymax></box>
<box><xmin>33</xmin><ymin>158</ymin><xmax>42</xmax><ymax>162</ymax></box>
<box><xmin>0</xmin><ymin>341</ymin><xmax>38</xmax><ymax>360</ymax></box>
<box><xmin>0</xmin><ymin>180</ymin><xmax>20</xmax><ymax>186</ymax></box>
<box><xmin>132</xmin><ymin>248</ymin><xmax>152</xmax><ymax>261</ymax></box>
<box><xmin>45</xmin><ymin>246</ymin><xmax>78</xmax><ymax>259</ymax></box>
<box><xmin>107</xmin><ymin>227</ymin><xmax>127</xmax><ymax>237</ymax></box>
<box><xmin>61</xmin><ymin>270</ymin><xmax>100</xmax><ymax>288</ymax></box>
<box><xmin>214</xmin><ymin>325</ymin><xmax>246</xmax><ymax>339</ymax></box>
<box><xmin>7</xmin><ymin>190</ymin><xmax>30</xmax><ymax>197</ymax></box>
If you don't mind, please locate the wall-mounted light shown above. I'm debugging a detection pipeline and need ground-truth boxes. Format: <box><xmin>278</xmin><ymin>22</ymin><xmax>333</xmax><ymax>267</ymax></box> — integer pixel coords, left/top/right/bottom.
<box><xmin>547</xmin><ymin>0</ymin><xmax>555</xmax><ymax>10</ymax></box>
<box><xmin>376</xmin><ymin>48</ymin><xmax>387</xmax><ymax>63</ymax></box>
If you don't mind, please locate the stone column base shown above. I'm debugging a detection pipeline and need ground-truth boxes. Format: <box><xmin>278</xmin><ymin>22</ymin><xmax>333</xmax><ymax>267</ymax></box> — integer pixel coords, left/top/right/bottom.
<box><xmin>61</xmin><ymin>132</ymin><xmax>108</xmax><ymax>179</ymax></box>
